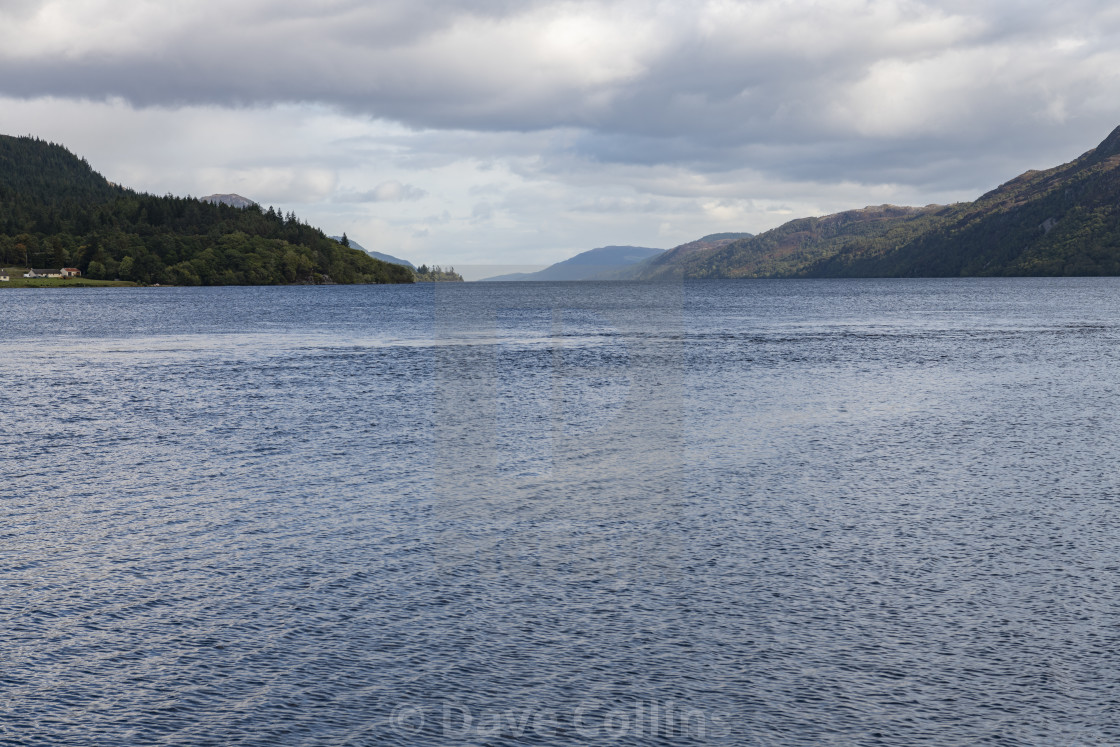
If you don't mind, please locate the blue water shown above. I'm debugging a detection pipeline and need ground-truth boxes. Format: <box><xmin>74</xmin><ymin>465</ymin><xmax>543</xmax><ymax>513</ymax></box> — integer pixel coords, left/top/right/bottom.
<box><xmin>3</xmin><ymin>279</ymin><xmax>1120</xmax><ymax>745</ymax></box>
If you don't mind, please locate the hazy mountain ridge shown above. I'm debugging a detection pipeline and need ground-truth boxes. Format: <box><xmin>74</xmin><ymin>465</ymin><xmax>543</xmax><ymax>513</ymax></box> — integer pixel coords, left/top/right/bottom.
<box><xmin>483</xmin><ymin>245</ymin><xmax>664</xmax><ymax>281</ymax></box>
<box><xmin>329</xmin><ymin>236</ymin><xmax>416</xmax><ymax>269</ymax></box>
<box><xmin>637</xmin><ymin>126</ymin><xmax>1120</xmax><ymax>278</ymax></box>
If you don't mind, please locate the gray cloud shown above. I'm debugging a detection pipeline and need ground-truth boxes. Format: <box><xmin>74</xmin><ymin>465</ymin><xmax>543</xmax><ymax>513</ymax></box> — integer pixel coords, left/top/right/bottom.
<box><xmin>3</xmin><ymin>1</ymin><xmax>1120</xmax><ymax>266</ymax></box>
<box><xmin>335</xmin><ymin>181</ymin><xmax>427</xmax><ymax>203</ymax></box>
<box><xmin>4</xmin><ymin>1</ymin><xmax>1119</xmax><ymax>181</ymax></box>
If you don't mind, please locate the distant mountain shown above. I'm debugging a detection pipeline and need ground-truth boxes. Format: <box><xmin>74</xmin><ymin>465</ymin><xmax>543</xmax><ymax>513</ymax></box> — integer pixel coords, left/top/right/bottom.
<box><xmin>0</xmin><ymin>135</ymin><xmax>413</xmax><ymax>285</ymax></box>
<box><xmin>200</xmin><ymin>193</ymin><xmax>256</xmax><ymax>209</ymax></box>
<box><xmin>367</xmin><ymin>251</ymin><xmax>415</xmax><ymax>269</ymax></box>
<box><xmin>612</xmin><ymin>234</ymin><xmax>753</xmax><ymax>280</ymax></box>
<box><xmin>483</xmin><ymin>245</ymin><xmax>664</xmax><ymax>281</ymax></box>
<box><xmin>329</xmin><ymin>236</ymin><xmax>415</xmax><ymax>269</ymax></box>
<box><xmin>626</xmin><ymin>125</ymin><xmax>1120</xmax><ymax>279</ymax></box>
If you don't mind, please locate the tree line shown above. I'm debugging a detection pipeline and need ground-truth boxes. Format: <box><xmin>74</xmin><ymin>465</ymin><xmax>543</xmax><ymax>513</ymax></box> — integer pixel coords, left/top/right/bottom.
<box><xmin>414</xmin><ymin>264</ymin><xmax>464</xmax><ymax>282</ymax></box>
<box><xmin>0</xmin><ymin>135</ymin><xmax>413</xmax><ymax>285</ymax></box>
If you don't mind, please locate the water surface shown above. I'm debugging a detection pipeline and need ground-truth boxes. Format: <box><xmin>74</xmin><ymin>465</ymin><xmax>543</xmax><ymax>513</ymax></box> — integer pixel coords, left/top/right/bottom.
<box><xmin>2</xmin><ymin>279</ymin><xmax>1119</xmax><ymax>745</ymax></box>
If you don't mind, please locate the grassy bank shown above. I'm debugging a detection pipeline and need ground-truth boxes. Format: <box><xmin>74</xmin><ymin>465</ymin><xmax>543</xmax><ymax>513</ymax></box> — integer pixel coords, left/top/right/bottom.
<box><xmin>0</xmin><ymin>269</ymin><xmax>138</xmax><ymax>288</ymax></box>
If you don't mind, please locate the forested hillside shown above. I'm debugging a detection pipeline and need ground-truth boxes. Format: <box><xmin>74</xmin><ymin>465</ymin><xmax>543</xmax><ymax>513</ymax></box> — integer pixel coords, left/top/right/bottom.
<box><xmin>0</xmin><ymin>135</ymin><xmax>413</xmax><ymax>285</ymax></box>
<box><xmin>807</xmin><ymin>125</ymin><xmax>1120</xmax><ymax>277</ymax></box>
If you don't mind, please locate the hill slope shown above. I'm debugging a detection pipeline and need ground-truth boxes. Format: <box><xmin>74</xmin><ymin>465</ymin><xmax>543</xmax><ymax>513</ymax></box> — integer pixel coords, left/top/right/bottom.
<box><xmin>0</xmin><ymin>136</ymin><xmax>123</xmax><ymax>207</ymax></box>
<box><xmin>329</xmin><ymin>236</ymin><xmax>416</xmax><ymax>269</ymax></box>
<box><xmin>639</xmin><ymin>126</ymin><xmax>1120</xmax><ymax>278</ymax></box>
<box><xmin>0</xmin><ymin>135</ymin><xmax>413</xmax><ymax>285</ymax></box>
<box><xmin>615</xmin><ymin>233</ymin><xmax>754</xmax><ymax>280</ymax></box>
<box><xmin>483</xmin><ymin>245</ymin><xmax>664</xmax><ymax>281</ymax></box>
<box><xmin>814</xmin><ymin>126</ymin><xmax>1120</xmax><ymax>277</ymax></box>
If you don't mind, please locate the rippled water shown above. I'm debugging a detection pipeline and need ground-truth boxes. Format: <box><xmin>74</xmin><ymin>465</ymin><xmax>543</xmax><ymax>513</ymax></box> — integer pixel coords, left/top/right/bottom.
<box><xmin>3</xmin><ymin>278</ymin><xmax>1120</xmax><ymax>745</ymax></box>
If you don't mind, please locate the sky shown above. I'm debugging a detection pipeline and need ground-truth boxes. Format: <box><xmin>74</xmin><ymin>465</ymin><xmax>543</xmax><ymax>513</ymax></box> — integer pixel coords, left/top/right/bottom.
<box><xmin>2</xmin><ymin>0</ymin><xmax>1120</xmax><ymax>277</ymax></box>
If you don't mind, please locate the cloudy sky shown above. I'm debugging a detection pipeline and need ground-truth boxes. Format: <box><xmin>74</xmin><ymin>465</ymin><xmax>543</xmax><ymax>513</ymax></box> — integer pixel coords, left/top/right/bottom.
<box><xmin>2</xmin><ymin>0</ymin><xmax>1120</xmax><ymax>275</ymax></box>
